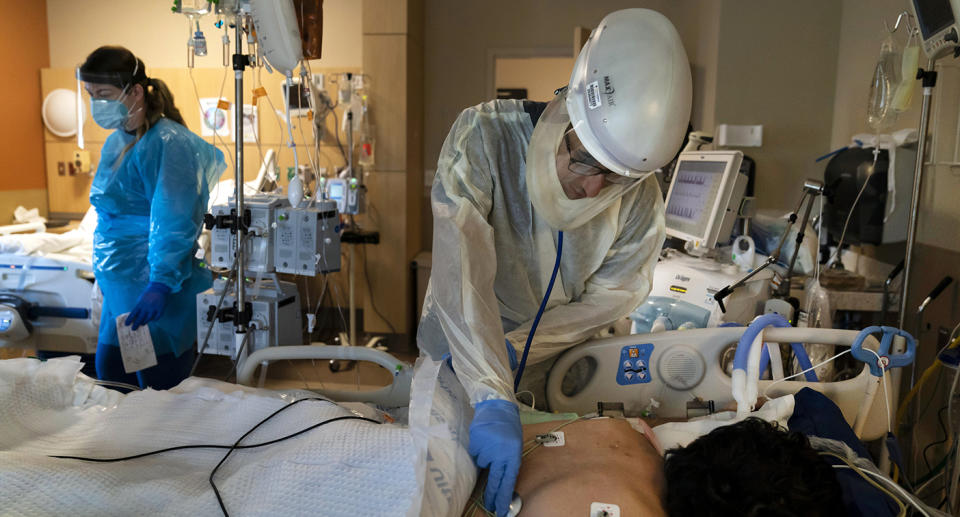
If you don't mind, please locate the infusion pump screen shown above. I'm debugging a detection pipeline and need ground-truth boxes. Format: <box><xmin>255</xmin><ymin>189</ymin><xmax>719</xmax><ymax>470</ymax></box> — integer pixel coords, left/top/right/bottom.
<box><xmin>665</xmin><ymin>160</ymin><xmax>726</xmax><ymax>238</ymax></box>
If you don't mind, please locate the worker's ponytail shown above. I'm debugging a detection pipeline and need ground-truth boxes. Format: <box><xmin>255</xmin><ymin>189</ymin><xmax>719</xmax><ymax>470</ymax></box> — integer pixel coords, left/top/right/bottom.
<box><xmin>142</xmin><ymin>77</ymin><xmax>185</xmax><ymax>128</ymax></box>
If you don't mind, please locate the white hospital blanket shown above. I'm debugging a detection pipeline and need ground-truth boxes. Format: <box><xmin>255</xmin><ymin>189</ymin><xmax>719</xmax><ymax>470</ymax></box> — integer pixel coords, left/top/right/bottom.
<box><xmin>0</xmin><ymin>356</ymin><xmax>475</xmax><ymax>517</ymax></box>
<box><xmin>0</xmin><ymin>207</ymin><xmax>96</xmax><ymax>263</ymax></box>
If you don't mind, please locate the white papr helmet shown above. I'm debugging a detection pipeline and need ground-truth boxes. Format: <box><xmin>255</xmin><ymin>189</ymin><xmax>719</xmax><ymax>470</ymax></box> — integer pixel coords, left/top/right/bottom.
<box><xmin>566</xmin><ymin>9</ymin><xmax>692</xmax><ymax>177</ymax></box>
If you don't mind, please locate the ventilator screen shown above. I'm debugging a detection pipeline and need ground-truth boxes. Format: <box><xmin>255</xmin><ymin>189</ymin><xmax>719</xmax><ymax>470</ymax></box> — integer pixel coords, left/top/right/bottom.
<box><xmin>664</xmin><ymin>160</ymin><xmax>725</xmax><ymax>239</ymax></box>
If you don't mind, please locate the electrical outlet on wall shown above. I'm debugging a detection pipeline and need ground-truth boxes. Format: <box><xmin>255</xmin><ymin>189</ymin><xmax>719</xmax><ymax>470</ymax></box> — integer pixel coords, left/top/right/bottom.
<box><xmin>716</xmin><ymin>124</ymin><xmax>763</xmax><ymax>147</ymax></box>
<box><xmin>73</xmin><ymin>150</ymin><xmax>91</xmax><ymax>174</ymax></box>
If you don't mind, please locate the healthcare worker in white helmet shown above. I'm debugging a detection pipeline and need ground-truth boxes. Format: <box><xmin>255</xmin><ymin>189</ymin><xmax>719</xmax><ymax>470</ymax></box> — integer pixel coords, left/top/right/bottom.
<box><xmin>418</xmin><ymin>9</ymin><xmax>692</xmax><ymax>516</ymax></box>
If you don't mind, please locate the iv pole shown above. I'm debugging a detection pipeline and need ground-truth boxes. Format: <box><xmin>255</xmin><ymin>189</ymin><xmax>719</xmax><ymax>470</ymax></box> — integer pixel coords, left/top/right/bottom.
<box><xmin>897</xmin><ymin>57</ymin><xmax>937</xmax><ymax>331</ymax></box>
<box><xmin>896</xmin><ymin>10</ymin><xmax>959</xmax><ymax>330</ymax></box>
<box><xmin>234</xmin><ymin>19</ymin><xmax>247</xmax><ymax>337</ymax></box>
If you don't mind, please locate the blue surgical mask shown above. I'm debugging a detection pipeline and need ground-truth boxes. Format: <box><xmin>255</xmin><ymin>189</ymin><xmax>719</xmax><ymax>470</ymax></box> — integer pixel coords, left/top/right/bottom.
<box><xmin>90</xmin><ymin>98</ymin><xmax>130</xmax><ymax>130</ymax></box>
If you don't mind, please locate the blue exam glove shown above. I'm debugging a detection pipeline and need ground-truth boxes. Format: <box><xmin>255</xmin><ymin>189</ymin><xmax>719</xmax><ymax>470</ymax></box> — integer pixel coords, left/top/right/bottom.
<box><xmin>125</xmin><ymin>282</ymin><xmax>172</xmax><ymax>330</ymax></box>
<box><xmin>469</xmin><ymin>399</ymin><xmax>522</xmax><ymax>517</ymax></box>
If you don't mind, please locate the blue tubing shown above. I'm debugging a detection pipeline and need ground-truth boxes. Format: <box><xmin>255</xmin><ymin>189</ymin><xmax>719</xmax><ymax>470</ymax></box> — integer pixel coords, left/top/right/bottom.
<box><xmin>31</xmin><ymin>306</ymin><xmax>90</xmax><ymax>319</ymax></box>
<box><xmin>734</xmin><ymin>313</ymin><xmax>818</xmax><ymax>382</ymax></box>
<box><xmin>514</xmin><ymin>231</ymin><xmax>563</xmax><ymax>392</ymax></box>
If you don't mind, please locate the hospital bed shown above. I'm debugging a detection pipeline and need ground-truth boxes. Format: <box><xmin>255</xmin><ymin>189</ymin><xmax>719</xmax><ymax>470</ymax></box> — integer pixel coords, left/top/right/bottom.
<box><xmin>0</xmin><ymin>207</ymin><xmax>98</xmax><ymax>354</ymax></box>
<box><xmin>0</xmin><ymin>323</ymin><xmax>919</xmax><ymax>516</ymax></box>
<box><xmin>0</xmin><ymin>353</ymin><xmax>474</xmax><ymax>517</ymax></box>
<box><xmin>547</xmin><ymin>325</ymin><xmax>903</xmax><ymax>442</ymax></box>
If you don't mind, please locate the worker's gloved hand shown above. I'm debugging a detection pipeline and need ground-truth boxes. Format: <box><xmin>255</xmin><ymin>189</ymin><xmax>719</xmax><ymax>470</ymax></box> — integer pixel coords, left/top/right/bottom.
<box><xmin>469</xmin><ymin>399</ymin><xmax>522</xmax><ymax>517</ymax></box>
<box><xmin>125</xmin><ymin>282</ymin><xmax>172</xmax><ymax>330</ymax></box>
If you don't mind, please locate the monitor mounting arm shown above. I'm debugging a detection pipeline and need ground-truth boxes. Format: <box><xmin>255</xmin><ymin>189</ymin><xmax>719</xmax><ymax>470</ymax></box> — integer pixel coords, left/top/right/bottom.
<box><xmin>713</xmin><ymin>179</ymin><xmax>824</xmax><ymax>313</ymax></box>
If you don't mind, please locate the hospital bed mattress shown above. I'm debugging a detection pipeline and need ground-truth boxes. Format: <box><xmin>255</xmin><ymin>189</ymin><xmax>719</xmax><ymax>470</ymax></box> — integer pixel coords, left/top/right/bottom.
<box><xmin>0</xmin><ymin>356</ymin><xmax>475</xmax><ymax>517</ymax></box>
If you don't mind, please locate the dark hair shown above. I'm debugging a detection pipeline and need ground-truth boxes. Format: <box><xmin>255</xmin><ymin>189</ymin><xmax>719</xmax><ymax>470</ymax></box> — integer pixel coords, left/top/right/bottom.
<box><xmin>79</xmin><ymin>46</ymin><xmax>186</xmax><ymax>132</ymax></box>
<box><xmin>662</xmin><ymin>418</ymin><xmax>844</xmax><ymax>517</ymax></box>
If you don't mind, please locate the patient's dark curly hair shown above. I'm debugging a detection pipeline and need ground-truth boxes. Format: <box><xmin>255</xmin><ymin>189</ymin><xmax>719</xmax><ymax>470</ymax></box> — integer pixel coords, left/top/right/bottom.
<box><xmin>662</xmin><ymin>418</ymin><xmax>844</xmax><ymax>517</ymax></box>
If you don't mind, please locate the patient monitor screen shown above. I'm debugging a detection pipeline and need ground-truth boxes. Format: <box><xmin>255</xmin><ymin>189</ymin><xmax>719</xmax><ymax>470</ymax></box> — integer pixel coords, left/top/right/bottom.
<box><xmin>665</xmin><ymin>160</ymin><xmax>727</xmax><ymax>239</ymax></box>
<box><xmin>915</xmin><ymin>0</ymin><xmax>955</xmax><ymax>38</ymax></box>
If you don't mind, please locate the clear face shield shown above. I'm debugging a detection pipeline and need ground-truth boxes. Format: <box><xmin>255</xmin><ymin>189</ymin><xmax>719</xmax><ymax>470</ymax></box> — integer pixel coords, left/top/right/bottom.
<box><xmin>542</xmin><ymin>88</ymin><xmax>640</xmax><ymax>185</ymax></box>
<box><xmin>561</xmin><ymin>126</ymin><xmax>638</xmax><ymax>185</ymax></box>
<box><xmin>76</xmin><ymin>64</ymin><xmax>141</xmax><ymax>141</ymax></box>
<box><xmin>525</xmin><ymin>88</ymin><xmax>646</xmax><ymax>231</ymax></box>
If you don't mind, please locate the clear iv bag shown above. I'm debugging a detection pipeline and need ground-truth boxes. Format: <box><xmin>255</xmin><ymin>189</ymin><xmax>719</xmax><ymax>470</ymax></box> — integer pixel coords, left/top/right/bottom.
<box><xmin>867</xmin><ymin>33</ymin><xmax>901</xmax><ymax>132</ymax></box>
<box><xmin>797</xmin><ymin>277</ymin><xmax>836</xmax><ymax>381</ymax></box>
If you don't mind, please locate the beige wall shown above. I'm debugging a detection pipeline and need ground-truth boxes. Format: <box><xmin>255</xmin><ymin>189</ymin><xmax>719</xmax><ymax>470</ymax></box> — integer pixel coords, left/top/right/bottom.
<box><xmin>422</xmin><ymin>0</ymin><xmax>844</xmax><ymax>236</ymax></box>
<box><xmin>691</xmin><ymin>0</ymin><xmax>721</xmax><ymax>135</ymax></box>
<box><xmin>46</xmin><ymin>0</ymin><xmax>361</xmax><ymax>69</ymax></box>
<box><xmin>422</xmin><ymin>0</ymin><xmax>718</xmax><ymax>246</ymax></box>
<box><xmin>830</xmin><ymin>0</ymin><xmax>921</xmax><ymax>149</ymax></box>
<box><xmin>494</xmin><ymin>56</ymin><xmax>575</xmax><ymax>102</ymax></box>
<box><xmin>713</xmin><ymin>0</ymin><xmax>843</xmax><ymax>212</ymax></box>
<box><xmin>918</xmin><ymin>60</ymin><xmax>960</xmax><ymax>251</ymax></box>
<box><xmin>424</xmin><ymin>0</ymin><xmax>715</xmax><ymax>174</ymax></box>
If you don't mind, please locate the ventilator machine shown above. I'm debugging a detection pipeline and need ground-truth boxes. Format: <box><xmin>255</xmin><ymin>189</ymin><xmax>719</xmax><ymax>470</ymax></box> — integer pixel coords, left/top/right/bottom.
<box><xmin>632</xmin><ymin>150</ymin><xmax>771</xmax><ymax>333</ymax></box>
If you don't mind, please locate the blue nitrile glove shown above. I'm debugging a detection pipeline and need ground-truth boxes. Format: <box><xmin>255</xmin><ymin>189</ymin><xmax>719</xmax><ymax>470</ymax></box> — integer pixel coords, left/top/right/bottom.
<box><xmin>505</xmin><ymin>339</ymin><xmax>518</xmax><ymax>371</ymax></box>
<box><xmin>125</xmin><ymin>282</ymin><xmax>172</xmax><ymax>330</ymax></box>
<box><xmin>469</xmin><ymin>399</ymin><xmax>522</xmax><ymax>517</ymax></box>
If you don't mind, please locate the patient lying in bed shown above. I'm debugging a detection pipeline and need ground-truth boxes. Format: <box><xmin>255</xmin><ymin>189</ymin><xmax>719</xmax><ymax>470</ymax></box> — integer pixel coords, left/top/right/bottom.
<box><xmin>514</xmin><ymin>417</ymin><xmax>667</xmax><ymax>517</ymax></box>
<box><xmin>466</xmin><ymin>389</ymin><xmax>941</xmax><ymax>517</ymax></box>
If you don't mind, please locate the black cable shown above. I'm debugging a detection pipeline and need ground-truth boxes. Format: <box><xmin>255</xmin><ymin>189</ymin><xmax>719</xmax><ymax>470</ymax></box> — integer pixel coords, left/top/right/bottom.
<box><xmin>208</xmin><ymin>397</ymin><xmax>378</xmax><ymax>516</ymax></box>
<box><xmin>48</xmin><ymin>400</ymin><xmax>372</xmax><ymax>462</ymax></box>
<box><xmin>919</xmin><ymin>367</ymin><xmax>944</xmax><ymax>422</ymax></box>
<box><xmin>937</xmin><ymin>495</ymin><xmax>948</xmax><ymax>509</ymax></box>
<box><xmin>49</xmin><ymin>397</ymin><xmax>381</xmax><ymax>517</ymax></box>
<box><xmin>361</xmin><ymin>244</ymin><xmax>397</xmax><ymax>334</ymax></box>
<box><xmin>313</xmin><ymin>276</ymin><xmax>339</xmax><ymax>338</ymax></box>
<box><xmin>922</xmin><ymin>406</ymin><xmax>950</xmax><ymax>473</ymax></box>
<box><xmin>324</xmin><ymin>96</ymin><xmax>348</xmax><ymax>162</ymax></box>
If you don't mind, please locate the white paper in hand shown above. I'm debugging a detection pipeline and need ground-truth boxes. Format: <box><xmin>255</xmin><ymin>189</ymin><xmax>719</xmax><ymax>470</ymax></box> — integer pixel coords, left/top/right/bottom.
<box><xmin>116</xmin><ymin>313</ymin><xmax>158</xmax><ymax>374</ymax></box>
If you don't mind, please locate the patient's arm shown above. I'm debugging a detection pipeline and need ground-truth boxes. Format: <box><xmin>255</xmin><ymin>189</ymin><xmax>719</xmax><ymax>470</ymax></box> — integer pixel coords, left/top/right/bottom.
<box><xmin>512</xmin><ymin>418</ymin><xmax>666</xmax><ymax>517</ymax></box>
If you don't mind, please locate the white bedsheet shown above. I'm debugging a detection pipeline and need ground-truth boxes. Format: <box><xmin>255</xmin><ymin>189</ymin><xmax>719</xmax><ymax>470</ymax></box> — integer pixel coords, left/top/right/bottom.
<box><xmin>0</xmin><ymin>356</ymin><xmax>475</xmax><ymax>517</ymax></box>
<box><xmin>0</xmin><ymin>207</ymin><xmax>96</xmax><ymax>264</ymax></box>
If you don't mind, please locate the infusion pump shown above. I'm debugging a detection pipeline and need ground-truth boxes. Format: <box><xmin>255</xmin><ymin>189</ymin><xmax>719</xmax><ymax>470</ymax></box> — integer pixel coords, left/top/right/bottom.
<box><xmin>207</xmin><ymin>194</ymin><xmax>341</xmax><ymax>276</ymax></box>
<box><xmin>320</xmin><ymin>176</ymin><xmax>365</xmax><ymax>215</ymax></box>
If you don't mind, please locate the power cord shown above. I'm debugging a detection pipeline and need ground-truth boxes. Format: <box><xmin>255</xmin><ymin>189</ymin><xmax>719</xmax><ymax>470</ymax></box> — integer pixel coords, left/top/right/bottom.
<box><xmin>361</xmin><ymin>244</ymin><xmax>397</xmax><ymax>334</ymax></box>
<box><xmin>49</xmin><ymin>397</ymin><xmax>380</xmax><ymax>517</ymax></box>
<box><xmin>829</xmin><ymin>174</ymin><xmax>872</xmax><ymax>268</ymax></box>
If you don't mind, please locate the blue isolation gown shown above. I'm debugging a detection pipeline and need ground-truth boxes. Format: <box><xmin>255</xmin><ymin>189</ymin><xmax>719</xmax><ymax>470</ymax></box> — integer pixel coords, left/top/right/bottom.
<box><xmin>90</xmin><ymin>118</ymin><xmax>225</xmax><ymax>357</ymax></box>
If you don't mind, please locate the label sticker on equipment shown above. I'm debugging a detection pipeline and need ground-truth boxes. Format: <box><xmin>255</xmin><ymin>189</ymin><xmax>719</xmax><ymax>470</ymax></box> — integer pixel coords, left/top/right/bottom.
<box><xmin>116</xmin><ymin>313</ymin><xmax>157</xmax><ymax>374</ymax></box>
<box><xmin>617</xmin><ymin>343</ymin><xmax>653</xmax><ymax>386</ymax></box>
<box><xmin>586</xmin><ymin>81</ymin><xmax>602</xmax><ymax>110</ymax></box>
<box><xmin>590</xmin><ymin>502</ymin><xmax>621</xmax><ymax>517</ymax></box>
